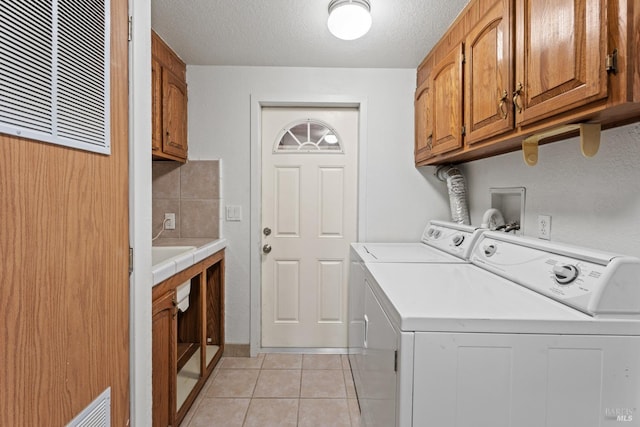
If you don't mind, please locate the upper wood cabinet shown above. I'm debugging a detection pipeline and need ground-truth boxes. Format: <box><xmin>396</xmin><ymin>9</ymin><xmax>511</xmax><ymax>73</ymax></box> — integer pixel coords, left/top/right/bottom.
<box><xmin>430</xmin><ymin>45</ymin><xmax>464</xmax><ymax>156</ymax></box>
<box><xmin>415</xmin><ymin>0</ymin><xmax>640</xmax><ymax>166</ymax></box>
<box><xmin>162</xmin><ymin>70</ymin><xmax>188</xmax><ymax>159</ymax></box>
<box><xmin>514</xmin><ymin>0</ymin><xmax>607</xmax><ymax>126</ymax></box>
<box><xmin>151</xmin><ymin>58</ymin><xmax>162</xmax><ymax>153</ymax></box>
<box><xmin>152</xmin><ymin>31</ymin><xmax>188</xmax><ymax>162</ymax></box>
<box><xmin>414</xmin><ymin>81</ymin><xmax>433</xmax><ymax>163</ymax></box>
<box><xmin>465</xmin><ymin>0</ymin><xmax>514</xmax><ymax>145</ymax></box>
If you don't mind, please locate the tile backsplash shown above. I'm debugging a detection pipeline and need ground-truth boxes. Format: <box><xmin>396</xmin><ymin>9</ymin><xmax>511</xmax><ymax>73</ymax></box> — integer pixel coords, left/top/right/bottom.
<box><xmin>152</xmin><ymin>160</ymin><xmax>220</xmax><ymax>239</ymax></box>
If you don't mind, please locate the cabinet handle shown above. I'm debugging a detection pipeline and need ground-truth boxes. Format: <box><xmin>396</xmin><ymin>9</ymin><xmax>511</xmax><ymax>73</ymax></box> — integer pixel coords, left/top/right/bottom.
<box><xmin>512</xmin><ymin>82</ymin><xmax>523</xmax><ymax>114</ymax></box>
<box><xmin>426</xmin><ymin>133</ymin><xmax>433</xmax><ymax>151</ymax></box>
<box><xmin>363</xmin><ymin>314</ymin><xmax>369</xmax><ymax>349</ymax></box>
<box><xmin>498</xmin><ymin>90</ymin><xmax>509</xmax><ymax>119</ymax></box>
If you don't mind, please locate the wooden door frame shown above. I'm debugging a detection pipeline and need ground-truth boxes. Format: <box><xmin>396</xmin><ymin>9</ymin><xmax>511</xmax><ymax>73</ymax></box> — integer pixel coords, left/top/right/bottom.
<box><xmin>249</xmin><ymin>94</ymin><xmax>368</xmax><ymax>356</ymax></box>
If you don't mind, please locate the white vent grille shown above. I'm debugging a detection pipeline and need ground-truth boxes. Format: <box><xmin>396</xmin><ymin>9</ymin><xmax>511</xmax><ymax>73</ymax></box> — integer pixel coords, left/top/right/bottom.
<box><xmin>0</xmin><ymin>0</ymin><xmax>110</xmax><ymax>154</ymax></box>
<box><xmin>0</xmin><ymin>2</ymin><xmax>53</xmax><ymax>134</ymax></box>
<box><xmin>67</xmin><ymin>387</ymin><xmax>111</xmax><ymax>427</ymax></box>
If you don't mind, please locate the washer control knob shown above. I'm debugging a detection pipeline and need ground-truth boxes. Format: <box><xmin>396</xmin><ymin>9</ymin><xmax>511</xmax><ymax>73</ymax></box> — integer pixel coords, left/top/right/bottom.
<box><xmin>452</xmin><ymin>234</ymin><xmax>465</xmax><ymax>246</ymax></box>
<box><xmin>426</xmin><ymin>227</ymin><xmax>435</xmax><ymax>237</ymax></box>
<box><xmin>483</xmin><ymin>244</ymin><xmax>497</xmax><ymax>257</ymax></box>
<box><xmin>553</xmin><ymin>264</ymin><xmax>579</xmax><ymax>285</ymax></box>
<box><xmin>433</xmin><ymin>229</ymin><xmax>442</xmax><ymax>239</ymax></box>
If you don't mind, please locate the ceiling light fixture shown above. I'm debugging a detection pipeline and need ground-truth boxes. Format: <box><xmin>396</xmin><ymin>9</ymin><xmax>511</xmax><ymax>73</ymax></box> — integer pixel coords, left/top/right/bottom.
<box><xmin>327</xmin><ymin>0</ymin><xmax>372</xmax><ymax>41</ymax></box>
<box><xmin>324</xmin><ymin>134</ymin><xmax>338</xmax><ymax>144</ymax></box>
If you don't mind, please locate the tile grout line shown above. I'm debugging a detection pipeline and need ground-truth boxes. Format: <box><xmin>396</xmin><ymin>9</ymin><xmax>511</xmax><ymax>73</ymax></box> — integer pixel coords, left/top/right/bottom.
<box><xmin>190</xmin><ymin>354</ymin><xmax>355</xmax><ymax>426</ymax></box>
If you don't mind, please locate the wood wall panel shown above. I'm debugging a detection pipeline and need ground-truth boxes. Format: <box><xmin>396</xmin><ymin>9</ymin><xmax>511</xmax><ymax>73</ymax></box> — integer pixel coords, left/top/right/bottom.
<box><xmin>0</xmin><ymin>0</ymin><xmax>130</xmax><ymax>424</ymax></box>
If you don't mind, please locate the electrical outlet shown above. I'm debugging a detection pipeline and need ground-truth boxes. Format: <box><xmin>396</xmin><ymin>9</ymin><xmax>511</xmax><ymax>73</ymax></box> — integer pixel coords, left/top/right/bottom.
<box><xmin>164</xmin><ymin>213</ymin><xmax>176</xmax><ymax>230</ymax></box>
<box><xmin>537</xmin><ymin>215</ymin><xmax>551</xmax><ymax>240</ymax></box>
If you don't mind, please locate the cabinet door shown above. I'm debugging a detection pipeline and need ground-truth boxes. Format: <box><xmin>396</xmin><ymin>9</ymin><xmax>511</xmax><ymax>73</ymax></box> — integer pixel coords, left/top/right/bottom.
<box><xmin>162</xmin><ymin>68</ymin><xmax>188</xmax><ymax>159</ymax></box>
<box><xmin>348</xmin><ymin>260</ymin><xmax>366</xmax><ymax>403</ymax></box>
<box><xmin>152</xmin><ymin>290</ymin><xmax>177</xmax><ymax>427</ymax></box>
<box><xmin>151</xmin><ymin>59</ymin><xmax>162</xmax><ymax>153</ymax></box>
<box><xmin>465</xmin><ymin>0</ymin><xmax>513</xmax><ymax>145</ymax></box>
<box><xmin>515</xmin><ymin>0</ymin><xmax>607</xmax><ymax>126</ymax></box>
<box><xmin>361</xmin><ymin>281</ymin><xmax>397</xmax><ymax>427</ymax></box>
<box><xmin>430</xmin><ymin>45</ymin><xmax>464</xmax><ymax>156</ymax></box>
<box><xmin>414</xmin><ymin>81</ymin><xmax>433</xmax><ymax>164</ymax></box>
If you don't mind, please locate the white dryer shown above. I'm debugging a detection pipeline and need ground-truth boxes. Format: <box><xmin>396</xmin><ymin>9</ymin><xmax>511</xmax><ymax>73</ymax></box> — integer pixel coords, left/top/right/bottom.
<box><xmin>348</xmin><ymin>220</ymin><xmax>483</xmax><ymax>426</ymax></box>
<box><xmin>360</xmin><ymin>231</ymin><xmax>640</xmax><ymax>427</ymax></box>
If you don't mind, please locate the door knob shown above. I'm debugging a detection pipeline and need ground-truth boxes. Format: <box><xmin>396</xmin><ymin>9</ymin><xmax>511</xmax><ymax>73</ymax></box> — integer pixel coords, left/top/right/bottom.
<box><xmin>263</xmin><ymin>244</ymin><xmax>272</xmax><ymax>254</ymax></box>
<box><xmin>263</xmin><ymin>227</ymin><xmax>271</xmax><ymax>236</ymax></box>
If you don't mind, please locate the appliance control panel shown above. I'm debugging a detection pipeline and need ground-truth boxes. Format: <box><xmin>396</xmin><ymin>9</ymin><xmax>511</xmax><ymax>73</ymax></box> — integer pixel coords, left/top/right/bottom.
<box><xmin>470</xmin><ymin>232</ymin><xmax>640</xmax><ymax>316</ymax></box>
<box><xmin>421</xmin><ymin>220</ymin><xmax>482</xmax><ymax>259</ymax></box>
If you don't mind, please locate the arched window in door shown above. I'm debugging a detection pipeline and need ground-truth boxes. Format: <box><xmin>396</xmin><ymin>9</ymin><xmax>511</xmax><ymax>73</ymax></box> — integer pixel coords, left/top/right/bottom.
<box><xmin>274</xmin><ymin>119</ymin><xmax>343</xmax><ymax>153</ymax></box>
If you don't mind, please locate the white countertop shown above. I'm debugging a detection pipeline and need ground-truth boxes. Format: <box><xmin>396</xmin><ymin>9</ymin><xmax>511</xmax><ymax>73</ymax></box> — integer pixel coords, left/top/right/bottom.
<box><xmin>151</xmin><ymin>238</ymin><xmax>227</xmax><ymax>286</ymax></box>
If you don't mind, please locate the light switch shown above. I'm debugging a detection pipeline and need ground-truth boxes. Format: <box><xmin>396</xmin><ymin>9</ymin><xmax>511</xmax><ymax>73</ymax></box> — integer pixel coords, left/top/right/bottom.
<box><xmin>226</xmin><ymin>205</ymin><xmax>242</xmax><ymax>221</ymax></box>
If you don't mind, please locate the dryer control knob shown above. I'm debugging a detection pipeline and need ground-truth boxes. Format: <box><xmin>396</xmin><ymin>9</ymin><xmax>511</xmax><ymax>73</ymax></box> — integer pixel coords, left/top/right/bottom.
<box><xmin>553</xmin><ymin>264</ymin><xmax>579</xmax><ymax>285</ymax></box>
<box><xmin>452</xmin><ymin>234</ymin><xmax>465</xmax><ymax>246</ymax></box>
<box><xmin>483</xmin><ymin>244</ymin><xmax>497</xmax><ymax>257</ymax></box>
<box><xmin>433</xmin><ymin>229</ymin><xmax>442</xmax><ymax>238</ymax></box>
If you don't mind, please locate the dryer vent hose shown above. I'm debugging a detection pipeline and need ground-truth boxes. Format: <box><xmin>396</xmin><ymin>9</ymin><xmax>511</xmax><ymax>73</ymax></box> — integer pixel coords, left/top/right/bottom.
<box><xmin>435</xmin><ymin>165</ymin><xmax>471</xmax><ymax>225</ymax></box>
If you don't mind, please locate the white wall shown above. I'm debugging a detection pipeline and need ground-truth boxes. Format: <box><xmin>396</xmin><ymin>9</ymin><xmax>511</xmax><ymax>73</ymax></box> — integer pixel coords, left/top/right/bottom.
<box><xmin>461</xmin><ymin>122</ymin><xmax>640</xmax><ymax>258</ymax></box>
<box><xmin>130</xmin><ymin>0</ymin><xmax>153</xmax><ymax>424</ymax></box>
<box><xmin>187</xmin><ymin>66</ymin><xmax>451</xmax><ymax>344</ymax></box>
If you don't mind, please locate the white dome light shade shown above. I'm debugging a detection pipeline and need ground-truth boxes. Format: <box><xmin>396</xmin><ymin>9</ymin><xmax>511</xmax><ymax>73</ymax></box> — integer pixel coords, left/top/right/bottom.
<box><xmin>328</xmin><ymin>0</ymin><xmax>372</xmax><ymax>41</ymax></box>
<box><xmin>324</xmin><ymin>134</ymin><xmax>339</xmax><ymax>144</ymax></box>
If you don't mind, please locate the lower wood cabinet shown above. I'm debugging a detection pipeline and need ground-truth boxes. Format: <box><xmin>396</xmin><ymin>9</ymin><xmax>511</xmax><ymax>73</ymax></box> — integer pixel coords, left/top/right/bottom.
<box><xmin>152</xmin><ymin>249</ymin><xmax>225</xmax><ymax>426</ymax></box>
<box><xmin>152</xmin><ymin>289</ymin><xmax>177</xmax><ymax>427</ymax></box>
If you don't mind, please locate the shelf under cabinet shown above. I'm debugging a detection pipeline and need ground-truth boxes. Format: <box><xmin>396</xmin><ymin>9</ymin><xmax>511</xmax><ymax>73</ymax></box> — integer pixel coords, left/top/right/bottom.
<box><xmin>176</xmin><ymin>345</ymin><xmax>222</xmax><ymax>412</ymax></box>
<box><xmin>177</xmin><ymin>342</ymin><xmax>198</xmax><ymax>372</ymax></box>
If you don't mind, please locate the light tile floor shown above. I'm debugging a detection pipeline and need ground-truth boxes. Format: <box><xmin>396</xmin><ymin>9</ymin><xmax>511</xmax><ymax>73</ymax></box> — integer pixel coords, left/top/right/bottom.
<box><xmin>181</xmin><ymin>353</ymin><xmax>361</xmax><ymax>427</ymax></box>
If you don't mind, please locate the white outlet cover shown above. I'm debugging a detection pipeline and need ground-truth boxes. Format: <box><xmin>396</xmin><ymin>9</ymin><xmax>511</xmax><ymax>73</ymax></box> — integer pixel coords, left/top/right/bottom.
<box><xmin>537</xmin><ymin>215</ymin><xmax>551</xmax><ymax>240</ymax></box>
<box><xmin>164</xmin><ymin>213</ymin><xmax>176</xmax><ymax>230</ymax></box>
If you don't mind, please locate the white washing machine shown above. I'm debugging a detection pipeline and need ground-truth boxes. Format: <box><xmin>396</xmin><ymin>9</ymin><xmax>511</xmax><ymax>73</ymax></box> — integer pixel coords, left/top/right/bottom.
<box><xmin>360</xmin><ymin>231</ymin><xmax>640</xmax><ymax>427</ymax></box>
<box><xmin>349</xmin><ymin>220</ymin><xmax>483</xmax><ymax>426</ymax></box>
<box><xmin>351</xmin><ymin>220</ymin><xmax>481</xmax><ymax>263</ymax></box>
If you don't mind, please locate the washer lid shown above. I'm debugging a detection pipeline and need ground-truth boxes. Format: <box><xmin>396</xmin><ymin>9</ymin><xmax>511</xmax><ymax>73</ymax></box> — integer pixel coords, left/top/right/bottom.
<box><xmin>353</xmin><ymin>242</ymin><xmax>464</xmax><ymax>263</ymax></box>
<box><xmin>365</xmin><ymin>263</ymin><xmax>605</xmax><ymax>334</ymax></box>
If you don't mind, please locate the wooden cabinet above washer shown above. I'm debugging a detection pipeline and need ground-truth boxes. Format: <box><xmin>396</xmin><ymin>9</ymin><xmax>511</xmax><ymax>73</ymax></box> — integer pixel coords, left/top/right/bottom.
<box><xmin>415</xmin><ymin>0</ymin><xmax>640</xmax><ymax>166</ymax></box>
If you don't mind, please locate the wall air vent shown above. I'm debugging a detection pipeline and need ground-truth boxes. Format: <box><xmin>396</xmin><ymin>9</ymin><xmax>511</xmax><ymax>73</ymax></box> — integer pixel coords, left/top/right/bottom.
<box><xmin>0</xmin><ymin>0</ymin><xmax>111</xmax><ymax>154</ymax></box>
<box><xmin>66</xmin><ymin>387</ymin><xmax>111</xmax><ymax>427</ymax></box>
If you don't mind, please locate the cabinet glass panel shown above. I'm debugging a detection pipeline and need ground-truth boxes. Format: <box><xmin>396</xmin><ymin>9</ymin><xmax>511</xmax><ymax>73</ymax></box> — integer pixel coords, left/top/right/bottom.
<box><xmin>176</xmin><ymin>276</ymin><xmax>202</xmax><ymax>411</ymax></box>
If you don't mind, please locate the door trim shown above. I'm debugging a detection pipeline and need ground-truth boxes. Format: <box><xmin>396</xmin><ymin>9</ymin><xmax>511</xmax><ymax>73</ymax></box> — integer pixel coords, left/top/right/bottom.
<box><xmin>250</xmin><ymin>94</ymin><xmax>369</xmax><ymax>356</ymax></box>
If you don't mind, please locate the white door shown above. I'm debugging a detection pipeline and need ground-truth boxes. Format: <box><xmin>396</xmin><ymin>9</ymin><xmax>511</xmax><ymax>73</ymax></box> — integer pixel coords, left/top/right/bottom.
<box><xmin>261</xmin><ymin>107</ymin><xmax>358</xmax><ymax>347</ymax></box>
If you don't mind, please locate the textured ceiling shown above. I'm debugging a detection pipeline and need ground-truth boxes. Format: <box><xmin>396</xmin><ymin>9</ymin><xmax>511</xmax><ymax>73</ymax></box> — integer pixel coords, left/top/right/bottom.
<box><xmin>151</xmin><ymin>0</ymin><xmax>470</xmax><ymax>68</ymax></box>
